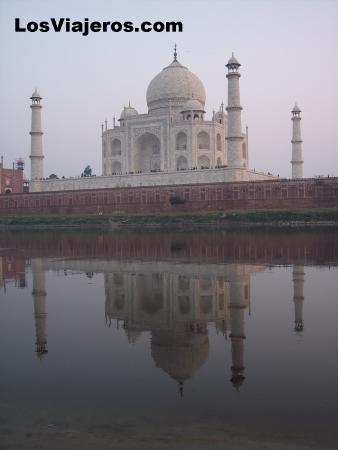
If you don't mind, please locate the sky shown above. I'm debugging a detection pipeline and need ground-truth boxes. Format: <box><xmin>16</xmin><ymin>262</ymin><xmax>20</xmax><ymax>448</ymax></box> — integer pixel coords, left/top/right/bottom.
<box><xmin>0</xmin><ymin>0</ymin><xmax>337</xmax><ymax>178</ymax></box>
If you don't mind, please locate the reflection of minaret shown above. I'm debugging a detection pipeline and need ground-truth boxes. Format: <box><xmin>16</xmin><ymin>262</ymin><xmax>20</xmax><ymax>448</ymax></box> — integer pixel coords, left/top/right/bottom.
<box><xmin>229</xmin><ymin>277</ymin><xmax>249</xmax><ymax>390</ymax></box>
<box><xmin>31</xmin><ymin>259</ymin><xmax>48</xmax><ymax>358</ymax></box>
<box><xmin>292</xmin><ymin>265</ymin><xmax>305</xmax><ymax>332</ymax></box>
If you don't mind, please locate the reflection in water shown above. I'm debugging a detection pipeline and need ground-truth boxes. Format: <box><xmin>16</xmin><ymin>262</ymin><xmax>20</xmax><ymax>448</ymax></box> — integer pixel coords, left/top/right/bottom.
<box><xmin>1</xmin><ymin>230</ymin><xmax>337</xmax><ymax>448</ymax></box>
<box><xmin>103</xmin><ymin>266</ymin><xmax>256</xmax><ymax>390</ymax></box>
<box><xmin>25</xmin><ymin>252</ymin><xmax>306</xmax><ymax>390</ymax></box>
<box><xmin>293</xmin><ymin>265</ymin><xmax>305</xmax><ymax>332</ymax></box>
<box><xmin>31</xmin><ymin>259</ymin><xmax>48</xmax><ymax>358</ymax></box>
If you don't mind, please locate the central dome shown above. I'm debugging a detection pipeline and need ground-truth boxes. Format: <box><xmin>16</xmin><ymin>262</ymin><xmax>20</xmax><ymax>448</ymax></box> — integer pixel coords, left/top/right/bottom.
<box><xmin>146</xmin><ymin>59</ymin><xmax>206</xmax><ymax>114</ymax></box>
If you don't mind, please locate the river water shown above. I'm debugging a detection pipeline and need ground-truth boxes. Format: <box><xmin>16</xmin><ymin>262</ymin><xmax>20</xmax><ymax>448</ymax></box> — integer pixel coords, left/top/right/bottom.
<box><xmin>0</xmin><ymin>230</ymin><xmax>337</xmax><ymax>449</ymax></box>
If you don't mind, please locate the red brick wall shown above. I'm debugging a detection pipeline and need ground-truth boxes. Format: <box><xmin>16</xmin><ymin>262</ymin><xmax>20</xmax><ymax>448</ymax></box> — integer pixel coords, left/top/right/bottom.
<box><xmin>0</xmin><ymin>177</ymin><xmax>337</xmax><ymax>214</ymax></box>
<box><xmin>0</xmin><ymin>167</ymin><xmax>23</xmax><ymax>194</ymax></box>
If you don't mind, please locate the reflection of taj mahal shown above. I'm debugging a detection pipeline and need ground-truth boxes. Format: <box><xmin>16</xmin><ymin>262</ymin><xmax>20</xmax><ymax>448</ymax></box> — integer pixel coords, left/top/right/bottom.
<box><xmin>104</xmin><ymin>264</ymin><xmax>255</xmax><ymax>390</ymax></box>
<box><xmin>26</xmin><ymin>258</ymin><xmax>305</xmax><ymax>390</ymax></box>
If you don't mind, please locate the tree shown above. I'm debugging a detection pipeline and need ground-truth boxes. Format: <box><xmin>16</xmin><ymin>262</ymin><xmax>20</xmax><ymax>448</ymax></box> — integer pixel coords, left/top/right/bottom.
<box><xmin>48</xmin><ymin>173</ymin><xmax>58</xmax><ymax>179</ymax></box>
<box><xmin>81</xmin><ymin>165</ymin><xmax>92</xmax><ymax>177</ymax></box>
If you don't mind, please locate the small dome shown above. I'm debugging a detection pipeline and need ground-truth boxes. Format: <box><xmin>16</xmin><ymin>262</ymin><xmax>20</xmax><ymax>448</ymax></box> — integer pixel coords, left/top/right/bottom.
<box><xmin>214</xmin><ymin>110</ymin><xmax>225</xmax><ymax>119</ymax></box>
<box><xmin>182</xmin><ymin>97</ymin><xmax>204</xmax><ymax>112</ymax></box>
<box><xmin>226</xmin><ymin>53</ymin><xmax>240</xmax><ymax>67</ymax></box>
<box><xmin>292</xmin><ymin>103</ymin><xmax>301</xmax><ymax>113</ymax></box>
<box><xmin>146</xmin><ymin>59</ymin><xmax>206</xmax><ymax>113</ymax></box>
<box><xmin>31</xmin><ymin>88</ymin><xmax>42</xmax><ymax>99</ymax></box>
<box><xmin>119</xmin><ymin>104</ymin><xmax>138</xmax><ymax>120</ymax></box>
<box><xmin>214</xmin><ymin>105</ymin><xmax>226</xmax><ymax>120</ymax></box>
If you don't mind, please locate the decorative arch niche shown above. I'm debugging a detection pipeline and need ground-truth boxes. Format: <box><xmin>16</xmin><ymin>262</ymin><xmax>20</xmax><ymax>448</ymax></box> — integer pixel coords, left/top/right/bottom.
<box><xmin>217</xmin><ymin>134</ymin><xmax>222</xmax><ymax>152</ymax></box>
<box><xmin>176</xmin><ymin>132</ymin><xmax>187</xmax><ymax>151</ymax></box>
<box><xmin>134</xmin><ymin>132</ymin><xmax>161</xmax><ymax>173</ymax></box>
<box><xmin>111</xmin><ymin>139</ymin><xmax>122</xmax><ymax>156</ymax></box>
<box><xmin>197</xmin><ymin>131</ymin><xmax>210</xmax><ymax>150</ymax></box>
<box><xmin>176</xmin><ymin>155</ymin><xmax>188</xmax><ymax>170</ymax></box>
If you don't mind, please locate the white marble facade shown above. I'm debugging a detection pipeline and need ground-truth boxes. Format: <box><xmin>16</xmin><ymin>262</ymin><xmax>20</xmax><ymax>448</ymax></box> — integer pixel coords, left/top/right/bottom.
<box><xmin>29</xmin><ymin>50</ymin><xmax>279</xmax><ymax>193</ymax></box>
<box><xmin>102</xmin><ymin>51</ymin><xmax>248</xmax><ymax>177</ymax></box>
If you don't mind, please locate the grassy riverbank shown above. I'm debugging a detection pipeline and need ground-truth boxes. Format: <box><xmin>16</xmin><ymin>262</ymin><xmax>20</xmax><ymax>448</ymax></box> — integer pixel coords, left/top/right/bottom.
<box><xmin>1</xmin><ymin>208</ymin><xmax>338</xmax><ymax>229</ymax></box>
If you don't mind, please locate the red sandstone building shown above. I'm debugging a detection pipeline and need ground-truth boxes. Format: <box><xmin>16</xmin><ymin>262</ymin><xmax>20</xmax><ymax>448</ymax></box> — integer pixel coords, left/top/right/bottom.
<box><xmin>0</xmin><ymin>157</ymin><xmax>28</xmax><ymax>194</ymax></box>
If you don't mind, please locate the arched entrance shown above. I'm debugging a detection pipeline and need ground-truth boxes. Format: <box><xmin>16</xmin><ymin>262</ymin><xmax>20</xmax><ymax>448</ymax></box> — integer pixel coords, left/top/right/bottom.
<box><xmin>134</xmin><ymin>133</ymin><xmax>161</xmax><ymax>173</ymax></box>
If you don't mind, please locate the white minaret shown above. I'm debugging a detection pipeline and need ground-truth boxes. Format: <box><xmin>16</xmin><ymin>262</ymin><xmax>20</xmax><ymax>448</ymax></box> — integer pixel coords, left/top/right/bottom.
<box><xmin>291</xmin><ymin>103</ymin><xmax>303</xmax><ymax>178</ymax></box>
<box><xmin>29</xmin><ymin>89</ymin><xmax>44</xmax><ymax>181</ymax></box>
<box><xmin>292</xmin><ymin>265</ymin><xmax>305</xmax><ymax>332</ymax></box>
<box><xmin>226</xmin><ymin>53</ymin><xmax>244</xmax><ymax>168</ymax></box>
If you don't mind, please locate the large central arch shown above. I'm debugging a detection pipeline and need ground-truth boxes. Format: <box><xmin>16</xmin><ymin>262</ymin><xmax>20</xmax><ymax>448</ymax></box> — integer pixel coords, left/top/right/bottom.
<box><xmin>134</xmin><ymin>132</ymin><xmax>161</xmax><ymax>173</ymax></box>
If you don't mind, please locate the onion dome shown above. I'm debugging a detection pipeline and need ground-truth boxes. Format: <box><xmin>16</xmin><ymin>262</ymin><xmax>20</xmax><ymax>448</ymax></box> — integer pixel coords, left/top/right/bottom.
<box><xmin>226</xmin><ymin>52</ymin><xmax>241</xmax><ymax>68</ymax></box>
<box><xmin>30</xmin><ymin>88</ymin><xmax>42</xmax><ymax>99</ymax></box>
<box><xmin>146</xmin><ymin>48</ymin><xmax>206</xmax><ymax>114</ymax></box>
<box><xmin>292</xmin><ymin>103</ymin><xmax>301</xmax><ymax>113</ymax></box>
<box><xmin>119</xmin><ymin>103</ymin><xmax>138</xmax><ymax>121</ymax></box>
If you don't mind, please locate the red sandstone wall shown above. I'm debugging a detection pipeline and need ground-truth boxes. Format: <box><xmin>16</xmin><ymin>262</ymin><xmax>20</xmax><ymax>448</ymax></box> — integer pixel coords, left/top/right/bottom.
<box><xmin>0</xmin><ymin>178</ymin><xmax>337</xmax><ymax>214</ymax></box>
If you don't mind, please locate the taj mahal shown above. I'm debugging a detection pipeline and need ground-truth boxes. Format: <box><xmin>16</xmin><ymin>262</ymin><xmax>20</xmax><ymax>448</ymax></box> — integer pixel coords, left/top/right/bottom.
<box><xmin>28</xmin><ymin>47</ymin><xmax>304</xmax><ymax>193</ymax></box>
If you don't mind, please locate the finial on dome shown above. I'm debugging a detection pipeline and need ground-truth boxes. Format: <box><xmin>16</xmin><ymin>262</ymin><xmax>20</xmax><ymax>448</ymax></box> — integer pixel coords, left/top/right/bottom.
<box><xmin>174</xmin><ymin>43</ymin><xmax>177</xmax><ymax>61</ymax></box>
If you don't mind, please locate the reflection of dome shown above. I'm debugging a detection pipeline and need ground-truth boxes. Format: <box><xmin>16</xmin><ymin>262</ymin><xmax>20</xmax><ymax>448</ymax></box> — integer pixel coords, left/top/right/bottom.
<box><xmin>151</xmin><ymin>330</ymin><xmax>209</xmax><ymax>384</ymax></box>
<box><xmin>146</xmin><ymin>59</ymin><xmax>206</xmax><ymax>113</ymax></box>
<box><xmin>125</xmin><ymin>329</ymin><xmax>142</xmax><ymax>344</ymax></box>
<box><xmin>119</xmin><ymin>104</ymin><xmax>138</xmax><ymax>120</ymax></box>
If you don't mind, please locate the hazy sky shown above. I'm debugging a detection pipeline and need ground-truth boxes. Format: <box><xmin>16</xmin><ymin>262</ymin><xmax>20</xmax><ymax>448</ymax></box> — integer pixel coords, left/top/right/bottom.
<box><xmin>0</xmin><ymin>0</ymin><xmax>337</xmax><ymax>178</ymax></box>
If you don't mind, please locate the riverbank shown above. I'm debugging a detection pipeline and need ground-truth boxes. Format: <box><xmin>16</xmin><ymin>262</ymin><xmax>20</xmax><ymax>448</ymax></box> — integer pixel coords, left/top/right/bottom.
<box><xmin>1</xmin><ymin>419</ymin><xmax>336</xmax><ymax>450</ymax></box>
<box><xmin>1</xmin><ymin>208</ymin><xmax>338</xmax><ymax>230</ymax></box>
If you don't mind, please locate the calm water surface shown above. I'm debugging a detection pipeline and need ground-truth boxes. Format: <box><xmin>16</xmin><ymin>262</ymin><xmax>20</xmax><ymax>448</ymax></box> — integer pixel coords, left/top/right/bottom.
<box><xmin>0</xmin><ymin>230</ymin><xmax>337</xmax><ymax>449</ymax></box>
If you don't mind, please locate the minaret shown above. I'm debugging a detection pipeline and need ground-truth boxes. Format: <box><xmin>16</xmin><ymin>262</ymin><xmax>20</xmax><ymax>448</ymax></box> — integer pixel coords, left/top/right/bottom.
<box><xmin>226</xmin><ymin>53</ymin><xmax>244</xmax><ymax>167</ymax></box>
<box><xmin>29</xmin><ymin>89</ymin><xmax>44</xmax><ymax>181</ymax></box>
<box><xmin>31</xmin><ymin>259</ymin><xmax>48</xmax><ymax>358</ymax></box>
<box><xmin>292</xmin><ymin>265</ymin><xmax>305</xmax><ymax>332</ymax></box>
<box><xmin>229</xmin><ymin>278</ymin><xmax>249</xmax><ymax>390</ymax></box>
<box><xmin>291</xmin><ymin>103</ymin><xmax>303</xmax><ymax>178</ymax></box>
